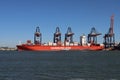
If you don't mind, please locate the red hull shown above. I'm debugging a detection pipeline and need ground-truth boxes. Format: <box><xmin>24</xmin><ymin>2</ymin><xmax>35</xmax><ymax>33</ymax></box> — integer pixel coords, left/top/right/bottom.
<box><xmin>17</xmin><ymin>45</ymin><xmax>104</xmax><ymax>51</ymax></box>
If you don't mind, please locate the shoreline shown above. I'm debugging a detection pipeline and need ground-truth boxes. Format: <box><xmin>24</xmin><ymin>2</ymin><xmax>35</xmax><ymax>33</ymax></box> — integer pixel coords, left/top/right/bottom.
<box><xmin>0</xmin><ymin>47</ymin><xmax>17</xmax><ymax>51</ymax></box>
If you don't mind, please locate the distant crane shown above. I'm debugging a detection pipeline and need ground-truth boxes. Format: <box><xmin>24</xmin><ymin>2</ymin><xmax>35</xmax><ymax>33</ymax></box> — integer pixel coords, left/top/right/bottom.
<box><xmin>53</xmin><ymin>27</ymin><xmax>61</xmax><ymax>45</ymax></box>
<box><xmin>88</xmin><ymin>27</ymin><xmax>101</xmax><ymax>45</ymax></box>
<box><xmin>34</xmin><ymin>27</ymin><xmax>42</xmax><ymax>45</ymax></box>
<box><xmin>104</xmin><ymin>15</ymin><xmax>115</xmax><ymax>48</ymax></box>
<box><xmin>64</xmin><ymin>27</ymin><xmax>74</xmax><ymax>43</ymax></box>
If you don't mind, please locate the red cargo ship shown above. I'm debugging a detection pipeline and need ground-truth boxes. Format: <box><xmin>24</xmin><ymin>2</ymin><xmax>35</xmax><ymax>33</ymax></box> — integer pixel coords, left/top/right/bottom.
<box><xmin>17</xmin><ymin>27</ymin><xmax>104</xmax><ymax>51</ymax></box>
<box><xmin>17</xmin><ymin>44</ymin><xmax>104</xmax><ymax>51</ymax></box>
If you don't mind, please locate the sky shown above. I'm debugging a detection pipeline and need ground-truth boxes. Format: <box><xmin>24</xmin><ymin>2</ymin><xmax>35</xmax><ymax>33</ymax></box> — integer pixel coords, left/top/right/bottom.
<box><xmin>0</xmin><ymin>0</ymin><xmax>120</xmax><ymax>47</ymax></box>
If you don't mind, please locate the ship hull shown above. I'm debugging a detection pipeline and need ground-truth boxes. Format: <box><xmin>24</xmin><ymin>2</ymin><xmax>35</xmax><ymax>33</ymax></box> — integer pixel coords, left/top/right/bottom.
<box><xmin>17</xmin><ymin>45</ymin><xmax>104</xmax><ymax>51</ymax></box>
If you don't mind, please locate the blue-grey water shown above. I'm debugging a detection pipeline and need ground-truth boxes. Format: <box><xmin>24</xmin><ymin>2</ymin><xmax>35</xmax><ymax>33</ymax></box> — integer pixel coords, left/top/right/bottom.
<box><xmin>0</xmin><ymin>51</ymin><xmax>120</xmax><ymax>80</ymax></box>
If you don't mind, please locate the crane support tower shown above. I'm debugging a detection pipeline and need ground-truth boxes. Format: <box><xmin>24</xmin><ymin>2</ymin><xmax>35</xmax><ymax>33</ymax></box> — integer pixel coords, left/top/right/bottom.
<box><xmin>64</xmin><ymin>27</ymin><xmax>74</xmax><ymax>43</ymax></box>
<box><xmin>88</xmin><ymin>27</ymin><xmax>101</xmax><ymax>45</ymax></box>
<box><xmin>104</xmin><ymin>15</ymin><xmax>115</xmax><ymax>48</ymax></box>
<box><xmin>34</xmin><ymin>27</ymin><xmax>42</xmax><ymax>45</ymax></box>
<box><xmin>53</xmin><ymin>27</ymin><xmax>61</xmax><ymax>45</ymax></box>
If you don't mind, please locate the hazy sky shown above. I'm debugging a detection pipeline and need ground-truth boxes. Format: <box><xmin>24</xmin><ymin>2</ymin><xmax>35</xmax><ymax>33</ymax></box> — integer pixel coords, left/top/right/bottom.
<box><xmin>0</xmin><ymin>0</ymin><xmax>120</xmax><ymax>47</ymax></box>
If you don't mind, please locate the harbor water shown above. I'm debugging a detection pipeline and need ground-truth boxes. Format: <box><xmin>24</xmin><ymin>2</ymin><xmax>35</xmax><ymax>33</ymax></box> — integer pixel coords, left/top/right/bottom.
<box><xmin>0</xmin><ymin>51</ymin><xmax>120</xmax><ymax>80</ymax></box>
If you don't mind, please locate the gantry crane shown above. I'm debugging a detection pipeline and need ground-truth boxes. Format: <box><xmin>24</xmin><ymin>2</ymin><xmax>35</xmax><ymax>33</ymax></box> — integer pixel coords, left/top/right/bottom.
<box><xmin>34</xmin><ymin>27</ymin><xmax>42</xmax><ymax>45</ymax></box>
<box><xmin>104</xmin><ymin>15</ymin><xmax>115</xmax><ymax>48</ymax></box>
<box><xmin>53</xmin><ymin>27</ymin><xmax>61</xmax><ymax>45</ymax></box>
<box><xmin>64</xmin><ymin>27</ymin><xmax>74</xmax><ymax>43</ymax></box>
<box><xmin>88</xmin><ymin>27</ymin><xmax>101</xmax><ymax>45</ymax></box>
